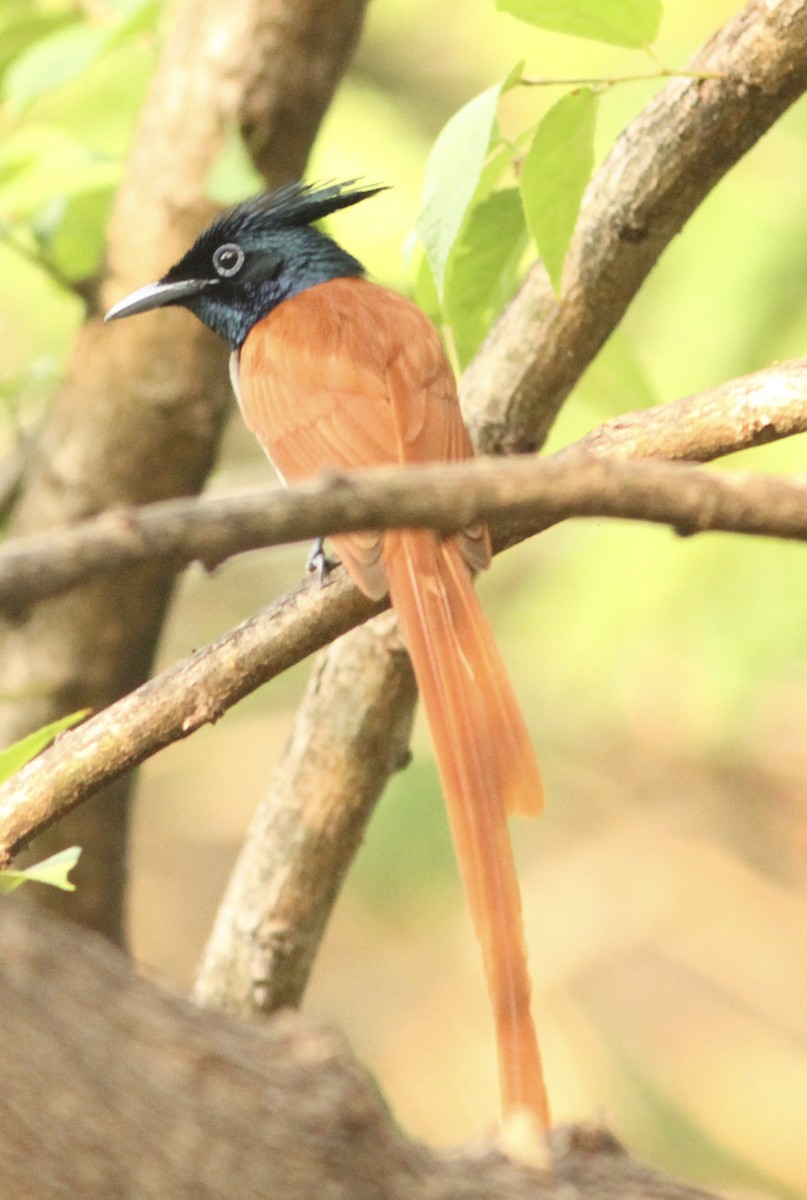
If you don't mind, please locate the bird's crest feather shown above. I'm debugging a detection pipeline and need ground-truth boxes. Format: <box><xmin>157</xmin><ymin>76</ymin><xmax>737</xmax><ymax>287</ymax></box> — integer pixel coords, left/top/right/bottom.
<box><xmin>208</xmin><ymin>180</ymin><xmax>387</xmax><ymax>242</ymax></box>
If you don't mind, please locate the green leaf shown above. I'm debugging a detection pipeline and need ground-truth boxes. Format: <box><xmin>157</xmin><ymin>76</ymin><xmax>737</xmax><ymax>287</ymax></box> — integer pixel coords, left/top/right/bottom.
<box><xmin>32</xmin><ymin>186</ymin><xmax>114</xmax><ymax>280</ymax></box>
<box><xmin>0</xmin><ymin>847</ymin><xmax>81</xmax><ymax>895</ymax></box>
<box><xmin>411</xmin><ymin>245</ymin><xmax>441</xmax><ymax>330</ymax></box>
<box><xmin>0</xmin><ymin>125</ymin><xmax>120</xmax><ymax>218</ymax></box>
<box><xmin>520</xmin><ymin>88</ymin><xmax>598</xmax><ymax>292</ymax></box>
<box><xmin>444</xmin><ymin>188</ymin><xmax>528</xmax><ymax>368</ymax></box>
<box><xmin>415</xmin><ymin>77</ymin><xmax>511</xmax><ymax>299</ymax></box>
<box><xmin>0</xmin><ymin>710</ymin><xmax>89</xmax><ymax>784</ymax></box>
<box><xmin>496</xmin><ymin>0</ymin><xmax>662</xmax><ymax>48</ymax></box>
<box><xmin>4</xmin><ymin>23</ymin><xmax>108</xmax><ymax>111</ymax></box>
<box><xmin>3</xmin><ymin>0</ymin><xmax>158</xmax><ymax>112</ymax></box>
<box><xmin>0</xmin><ymin>8</ymin><xmax>76</xmax><ymax>80</ymax></box>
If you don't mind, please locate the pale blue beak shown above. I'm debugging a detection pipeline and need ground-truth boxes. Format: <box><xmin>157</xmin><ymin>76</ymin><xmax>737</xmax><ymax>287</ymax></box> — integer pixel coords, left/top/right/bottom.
<box><xmin>104</xmin><ymin>278</ymin><xmax>211</xmax><ymax>322</ymax></box>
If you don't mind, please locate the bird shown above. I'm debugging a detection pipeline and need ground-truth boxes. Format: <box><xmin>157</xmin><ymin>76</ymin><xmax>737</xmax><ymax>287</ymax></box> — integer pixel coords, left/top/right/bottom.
<box><xmin>106</xmin><ymin>179</ymin><xmax>549</xmax><ymax>1127</ymax></box>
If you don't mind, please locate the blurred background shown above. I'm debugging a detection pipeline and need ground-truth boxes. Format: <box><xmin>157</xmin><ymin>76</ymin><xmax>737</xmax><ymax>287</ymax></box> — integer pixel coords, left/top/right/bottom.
<box><xmin>2</xmin><ymin>1</ymin><xmax>806</xmax><ymax>1197</ymax></box>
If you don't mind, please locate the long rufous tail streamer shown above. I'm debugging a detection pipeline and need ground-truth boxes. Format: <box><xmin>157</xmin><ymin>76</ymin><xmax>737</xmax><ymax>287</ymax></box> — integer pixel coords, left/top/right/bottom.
<box><xmin>383</xmin><ymin>528</ymin><xmax>549</xmax><ymax>1124</ymax></box>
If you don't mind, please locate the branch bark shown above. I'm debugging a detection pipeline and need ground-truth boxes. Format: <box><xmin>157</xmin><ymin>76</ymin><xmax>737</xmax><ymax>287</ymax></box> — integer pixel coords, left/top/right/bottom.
<box><xmin>0</xmin><ymin>902</ymin><xmax>724</xmax><ymax>1200</ymax></box>
<box><xmin>0</xmin><ymin>571</ymin><xmax>379</xmax><ymax>864</ymax></box>
<box><xmin>193</xmin><ymin>611</ymin><xmax>417</xmax><ymax>1014</ymax></box>
<box><xmin>0</xmin><ymin>0</ymin><xmax>368</xmax><ymax>938</ymax></box>
<box><xmin>5</xmin><ymin>451</ymin><xmax>807</xmax><ymax>615</ymax></box>
<box><xmin>1</xmin><ymin>357</ymin><xmax>805</xmax><ymax>611</ymax></box>
<box><xmin>462</xmin><ymin>0</ymin><xmax>807</xmax><ymax>454</ymax></box>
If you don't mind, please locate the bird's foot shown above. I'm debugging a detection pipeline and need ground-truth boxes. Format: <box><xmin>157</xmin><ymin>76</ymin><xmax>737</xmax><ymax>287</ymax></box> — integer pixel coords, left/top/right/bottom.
<box><xmin>306</xmin><ymin>537</ymin><xmax>338</xmax><ymax>586</ymax></box>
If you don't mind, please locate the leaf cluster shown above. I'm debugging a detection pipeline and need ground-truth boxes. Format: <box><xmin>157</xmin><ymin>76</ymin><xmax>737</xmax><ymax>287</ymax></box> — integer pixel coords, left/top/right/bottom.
<box><xmin>412</xmin><ymin>0</ymin><xmax>663</xmax><ymax>365</ymax></box>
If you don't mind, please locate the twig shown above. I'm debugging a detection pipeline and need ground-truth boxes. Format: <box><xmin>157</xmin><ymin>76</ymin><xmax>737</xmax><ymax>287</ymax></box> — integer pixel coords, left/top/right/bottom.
<box><xmin>0</xmin><ymin>444</ymin><xmax>26</xmax><ymax>519</ymax></box>
<box><xmin>0</xmin><ymin>226</ymin><xmax>81</xmax><ymax>298</ymax></box>
<box><xmin>4</xmin><ymin>455</ymin><xmax>807</xmax><ymax>624</ymax></box>
<box><xmin>519</xmin><ymin>69</ymin><xmax>722</xmax><ymax>91</ymax></box>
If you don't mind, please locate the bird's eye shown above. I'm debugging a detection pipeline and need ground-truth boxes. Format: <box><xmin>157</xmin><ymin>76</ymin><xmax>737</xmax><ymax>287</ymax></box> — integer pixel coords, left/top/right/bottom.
<box><xmin>212</xmin><ymin>243</ymin><xmax>245</xmax><ymax>278</ymax></box>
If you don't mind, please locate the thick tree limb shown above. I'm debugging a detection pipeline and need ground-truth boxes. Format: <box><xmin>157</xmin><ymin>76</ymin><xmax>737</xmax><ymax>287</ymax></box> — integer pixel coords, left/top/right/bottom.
<box><xmin>193</xmin><ymin>611</ymin><xmax>417</xmax><ymax>1014</ymax></box>
<box><xmin>1</xmin><ymin>358</ymin><xmax>805</xmax><ymax>611</ymax></box>
<box><xmin>0</xmin><ymin>0</ymin><xmax>368</xmax><ymax>937</ymax></box>
<box><xmin>462</xmin><ymin>0</ymin><xmax>807</xmax><ymax>454</ymax></box>
<box><xmin>0</xmin><ymin>903</ymin><xmax>724</xmax><ymax>1200</ymax></box>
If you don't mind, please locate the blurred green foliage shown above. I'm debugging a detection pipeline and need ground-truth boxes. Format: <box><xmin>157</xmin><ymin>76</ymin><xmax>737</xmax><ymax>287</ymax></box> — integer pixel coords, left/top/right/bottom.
<box><xmin>0</xmin><ymin>0</ymin><xmax>156</xmax><ymax>420</ymax></box>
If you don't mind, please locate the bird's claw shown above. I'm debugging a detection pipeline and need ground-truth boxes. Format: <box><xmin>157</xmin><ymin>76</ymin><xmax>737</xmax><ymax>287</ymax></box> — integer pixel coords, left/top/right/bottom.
<box><xmin>306</xmin><ymin>537</ymin><xmax>337</xmax><ymax>586</ymax></box>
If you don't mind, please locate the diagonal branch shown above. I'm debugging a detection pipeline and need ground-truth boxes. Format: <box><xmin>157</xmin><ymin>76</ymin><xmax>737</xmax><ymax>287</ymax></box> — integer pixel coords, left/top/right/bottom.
<box><xmin>462</xmin><ymin>0</ymin><xmax>807</xmax><ymax>454</ymax></box>
<box><xmin>193</xmin><ymin>610</ymin><xmax>417</xmax><ymax>1015</ymax></box>
<box><xmin>0</xmin><ymin>571</ymin><xmax>379</xmax><ymax>865</ymax></box>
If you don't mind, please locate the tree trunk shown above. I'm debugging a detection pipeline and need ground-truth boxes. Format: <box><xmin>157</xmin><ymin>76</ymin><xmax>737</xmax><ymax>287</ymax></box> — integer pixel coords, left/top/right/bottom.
<box><xmin>0</xmin><ymin>0</ymin><xmax>368</xmax><ymax>942</ymax></box>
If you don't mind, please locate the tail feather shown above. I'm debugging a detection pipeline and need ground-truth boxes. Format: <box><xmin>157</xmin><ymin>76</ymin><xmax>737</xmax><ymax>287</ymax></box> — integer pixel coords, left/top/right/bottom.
<box><xmin>385</xmin><ymin>529</ymin><xmax>548</xmax><ymax>1125</ymax></box>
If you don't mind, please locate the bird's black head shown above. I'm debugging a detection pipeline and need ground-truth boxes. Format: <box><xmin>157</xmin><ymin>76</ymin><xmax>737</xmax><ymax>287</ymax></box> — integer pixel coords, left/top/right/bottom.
<box><xmin>105</xmin><ymin>180</ymin><xmax>386</xmax><ymax>349</ymax></box>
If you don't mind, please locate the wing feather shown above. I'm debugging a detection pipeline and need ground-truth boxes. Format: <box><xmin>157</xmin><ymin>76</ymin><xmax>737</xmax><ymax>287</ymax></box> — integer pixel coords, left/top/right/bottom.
<box><xmin>236</xmin><ymin>277</ymin><xmax>488</xmax><ymax>595</ymax></box>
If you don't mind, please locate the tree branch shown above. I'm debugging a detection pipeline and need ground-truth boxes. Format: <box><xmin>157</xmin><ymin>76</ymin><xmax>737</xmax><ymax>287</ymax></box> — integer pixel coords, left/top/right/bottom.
<box><xmin>462</xmin><ymin>0</ymin><xmax>807</xmax><ymax>454</ymax></box>
<box><xmin>0</xmin><ymin>571</ymin><xmax>380</xmax><ymax>865</ymax></box>
<box><xmin>565</xmin><ymin>357</ymin><xmax>807</xmax><ymax>463</ymax></box>
<box><xmin>4</xmin><ymin>364</ymin><xmax>807</xmax><ymax>863</ymax></box>
<box><xmin>0</xmin><ymin>358</ymin><xmax>805</xmax><ymax>612</ymax></box>
<box><xmin>4</xmin><ymin>456</ymin><xmax>807</xmax><ymax>617</ymax></box>
<box><xmin>193</xmin><ymin>610</ymin><xmax>417</xmax><ymax>1014</ymax></box>
<box><xmin>0</xmin><ymin>903</ymin><xmax>728</xmax><ymax>1200</ymax></box>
